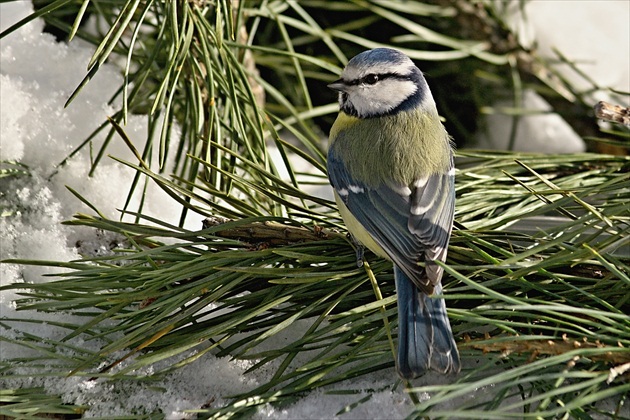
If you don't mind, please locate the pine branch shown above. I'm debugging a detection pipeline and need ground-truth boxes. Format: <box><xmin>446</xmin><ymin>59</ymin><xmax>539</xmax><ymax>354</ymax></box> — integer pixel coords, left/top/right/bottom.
<box><xmin>202</xmin><ymin>217</ymin><xmax>343</xmax><ymax>246</ymax></box>
<box><xmin>463</xmin><ymin>333</ymin><xmax>630</xmax><ymax>366</ymax></box>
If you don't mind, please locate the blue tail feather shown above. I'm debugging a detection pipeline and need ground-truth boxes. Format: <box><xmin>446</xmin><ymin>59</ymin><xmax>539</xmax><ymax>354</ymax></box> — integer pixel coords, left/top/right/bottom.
<box><xmin>394</xmin><ymin>266</ymin><xmax>460</xmax><ymax>379</ymax></box>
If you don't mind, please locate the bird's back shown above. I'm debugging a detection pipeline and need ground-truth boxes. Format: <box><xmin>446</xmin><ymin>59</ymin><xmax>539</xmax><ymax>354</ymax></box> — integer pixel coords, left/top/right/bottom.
<box><xmin>329</xmin><ymin>108</ymin><xmax>452</xmax><ymax>189</ymax></box>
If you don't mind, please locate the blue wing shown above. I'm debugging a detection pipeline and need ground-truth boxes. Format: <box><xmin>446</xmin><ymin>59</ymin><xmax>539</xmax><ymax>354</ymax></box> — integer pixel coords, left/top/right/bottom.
<box><xmin>327</xmin><ymin>151</ymin><xmax>454</xmax><ymax>294</ymax></box>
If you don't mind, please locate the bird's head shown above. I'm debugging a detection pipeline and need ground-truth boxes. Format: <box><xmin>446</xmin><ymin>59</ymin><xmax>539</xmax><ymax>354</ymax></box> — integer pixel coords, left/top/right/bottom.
<box><xmin>328</xmin><ymin>48</ymin><xmax>435</xmax><ymax>119</ymax></box>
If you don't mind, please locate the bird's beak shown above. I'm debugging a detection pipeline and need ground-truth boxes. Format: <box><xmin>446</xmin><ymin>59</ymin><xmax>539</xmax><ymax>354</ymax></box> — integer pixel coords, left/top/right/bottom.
<box><xmin>328</xmin><ymin>79</ymin><xmax>346</xmax><ymax>92</ymax></box>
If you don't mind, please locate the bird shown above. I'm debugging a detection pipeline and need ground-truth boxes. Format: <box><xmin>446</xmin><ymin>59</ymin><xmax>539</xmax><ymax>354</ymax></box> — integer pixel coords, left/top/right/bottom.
<box><xmin>326</xmin><ymin>48</ymin><xmax>460</xmax><ymax>379</ymax></box>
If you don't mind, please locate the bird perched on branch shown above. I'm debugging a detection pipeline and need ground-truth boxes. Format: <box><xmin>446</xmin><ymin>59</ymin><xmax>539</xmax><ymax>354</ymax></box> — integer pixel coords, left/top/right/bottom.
<box><xmin>327</xmin><ymin>48</ymin><xmax>460</xmax><ymax>379</ymax></box>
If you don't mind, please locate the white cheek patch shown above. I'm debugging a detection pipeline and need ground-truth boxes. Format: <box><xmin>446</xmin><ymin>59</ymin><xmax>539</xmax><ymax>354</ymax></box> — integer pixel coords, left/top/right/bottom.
<box><xmin>351</xmin><ymin>79</ymin><xmax>417</xmax><ymax>116</ymax></box>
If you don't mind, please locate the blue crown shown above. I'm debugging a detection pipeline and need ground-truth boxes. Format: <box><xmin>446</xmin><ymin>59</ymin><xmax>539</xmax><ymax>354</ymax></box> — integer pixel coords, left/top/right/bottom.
<box><xmin>348</xmin><ymin>48</ymin><xmax>408</xmax><ymax>67</ymax></box>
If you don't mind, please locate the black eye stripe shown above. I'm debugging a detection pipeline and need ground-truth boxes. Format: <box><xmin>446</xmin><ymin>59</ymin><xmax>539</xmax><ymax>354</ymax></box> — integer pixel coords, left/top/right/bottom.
<box><xmin>344</xmin><ymin>73</ymin><xmax>412</xmax><ymax>86</ymax></box>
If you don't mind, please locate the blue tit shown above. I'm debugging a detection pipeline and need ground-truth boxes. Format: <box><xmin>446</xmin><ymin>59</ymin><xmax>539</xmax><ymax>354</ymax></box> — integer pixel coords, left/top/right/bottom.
<box><xmin>327</xmin><ymin>48</ymin><xmax>460</xmax><ymax>379</ymax></box>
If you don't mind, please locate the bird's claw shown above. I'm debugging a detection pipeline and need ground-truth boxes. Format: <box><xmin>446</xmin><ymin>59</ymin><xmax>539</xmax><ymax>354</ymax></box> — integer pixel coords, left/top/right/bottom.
<box><xmin>346</xmin><ymin>233</ymin><xmax>365</xmax><ymax>267</ymax></box>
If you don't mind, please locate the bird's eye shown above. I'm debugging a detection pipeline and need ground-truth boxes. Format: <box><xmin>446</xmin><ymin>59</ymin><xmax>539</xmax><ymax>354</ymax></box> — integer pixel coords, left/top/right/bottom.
<box><xmin>364</xmin><ymin>74</ymin><xmax>378</xmax><ymax>85</ymax></box>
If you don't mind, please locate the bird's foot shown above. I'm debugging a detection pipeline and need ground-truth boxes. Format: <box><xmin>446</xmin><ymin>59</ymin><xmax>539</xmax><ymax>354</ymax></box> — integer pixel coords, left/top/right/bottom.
<box><xmin>346</xmin><ymin>233</ymin><xmax>365</xmax><ymax>267</ymax></box>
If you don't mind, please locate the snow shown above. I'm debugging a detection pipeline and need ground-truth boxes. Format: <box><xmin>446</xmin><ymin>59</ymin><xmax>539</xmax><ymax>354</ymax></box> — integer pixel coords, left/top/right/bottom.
<box><xmin>479</xmin><ymin>88</ymin><xmax>588</xmax><ymax>153</ymax></box>
<box><xmin>476</xmin><ymin>1</ymin><xmax>630</xmax><ymax>152</ymax></box>
<box><xmin>1</xmin><ymin>1</ymin><xmax>628</xmax><ymax>418</ymax></box>
<box><xmin>524</xmin><ymin>1</ymin><xmax>630</xmax><ymax>100</ymax></box>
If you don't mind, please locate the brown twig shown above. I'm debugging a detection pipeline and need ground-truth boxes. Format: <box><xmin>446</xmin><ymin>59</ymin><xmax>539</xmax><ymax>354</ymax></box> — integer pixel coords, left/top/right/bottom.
<box><xmin>202</xmin><ymin>217</ymin><xmax>343</xmax><ymax>246</ymax></box>
<box><xmin>594</xmin><ymin>101</ymin><xmax>630</xmax><ymax>127</ymax></box>
<box><xmin>462</xmin><ymin>333</ymin><xmax>630</xmax><ymax>366</ymax></box>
